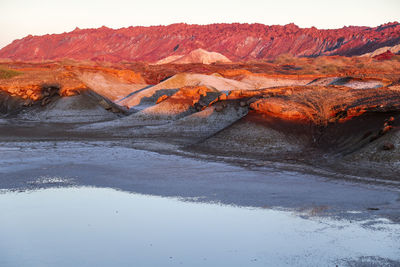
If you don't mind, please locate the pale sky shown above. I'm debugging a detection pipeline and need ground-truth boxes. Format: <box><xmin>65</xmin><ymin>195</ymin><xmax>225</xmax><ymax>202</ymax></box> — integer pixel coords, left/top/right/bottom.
<box><xmin>0</xmin><ymin>0</ymin><xmax>399</xmax><ymax>49</ymax></box>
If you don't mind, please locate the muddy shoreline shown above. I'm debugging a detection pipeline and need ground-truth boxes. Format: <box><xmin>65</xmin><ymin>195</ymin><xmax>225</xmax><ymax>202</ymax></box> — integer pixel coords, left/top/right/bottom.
<box><xmin>1</xmin><ymin>112</ymin><xmax>399</xmax><ymax>186</ymax></box>
<box><xmin>1</xmin><ymin>139</ymin><xmax>400</xmax><ymax>223</ymax></box>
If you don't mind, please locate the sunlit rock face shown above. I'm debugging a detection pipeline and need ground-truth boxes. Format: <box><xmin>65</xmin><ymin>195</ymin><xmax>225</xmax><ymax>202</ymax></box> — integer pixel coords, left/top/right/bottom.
<box><xmin>1</xmin><ymin>22</ymin><xmax>400</xmax><ymax>62</ymax></box>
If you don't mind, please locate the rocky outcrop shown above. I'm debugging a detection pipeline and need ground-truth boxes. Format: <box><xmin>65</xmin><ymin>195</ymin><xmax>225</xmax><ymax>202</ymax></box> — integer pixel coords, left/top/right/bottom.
<box><xmin>1</xmin><ymin>22</ymin><xmax>400</xmax><ymax>62</ymax></box>
<box><xmin>0</xmin><ymin>66</ymin><xmax>88</xmax><ymax>102</ymax></box>
<box><xmin>249</xmin><ymin>86</ymin><xmax>400</xmax><ymax>125</ymax></box>
<box><xmin>18</xmin><ymin>90</ymin><xmax>120</xmax><ymax>123</ymax></box>
<box><xmin>155</xmin><ymin>49</ymin><xmax>232</xmax><ymax>64</ymax></box>
<box><xmin>373</xmin><ymin>50</ymin><xmax>395</xmax><ymax>60</ymax></box>
<box><xmin>0</xmin><ymin>91</ymin><xmax>26</xmax><ymax>115</ymax></box>
<box><xmin>133</xmin><ymin>86</ymin><xmax>219</xmax><ymax>120</ymax></box>
<box><xmin>117</xmin><ymin>73</ymin><xmax>253</xmax><ymax>108</ymax></box>
<box><xmin>360</xmin><ymin>44</ymin><xmax>400</xmax><ymax>57</ymax></box>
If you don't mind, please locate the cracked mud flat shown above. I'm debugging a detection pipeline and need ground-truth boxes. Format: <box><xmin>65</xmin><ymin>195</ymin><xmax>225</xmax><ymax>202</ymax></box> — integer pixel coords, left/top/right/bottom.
<box><xmin>1</xmin><ymin>140</ymin><xmax>400</xmax><ymax>266</ymax></box>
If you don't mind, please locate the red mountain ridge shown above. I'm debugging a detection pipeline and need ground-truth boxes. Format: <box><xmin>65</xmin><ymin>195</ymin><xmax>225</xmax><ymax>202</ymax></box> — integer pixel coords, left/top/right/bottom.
<box><xmin>0</xmin><ymin>22</ymin><xmax>399</xmax><ymax>62</ymax></box>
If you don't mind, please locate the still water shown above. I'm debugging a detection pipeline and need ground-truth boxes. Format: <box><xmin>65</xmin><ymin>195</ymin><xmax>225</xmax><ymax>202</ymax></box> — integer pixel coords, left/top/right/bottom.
<box><xmin>0</xmin><ymin>187</ymin><xmax>399</xmax><ymax>267</ymax></box>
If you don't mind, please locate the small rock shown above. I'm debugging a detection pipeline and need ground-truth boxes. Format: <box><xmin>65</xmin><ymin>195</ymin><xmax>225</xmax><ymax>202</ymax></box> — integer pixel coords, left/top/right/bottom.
<box><xmin>381</xmin><ymin>125</ymin><xmax>392</xmax><ymax>134</ymax></box>
<box><xmin>239</xmin><ymin>100</ymin><xmax>247</xmax><ymax>107</ymax></box>
<box><xmin>197</xmin><ymin>99</ymin><xmax>206</xmax><ymax>106</ymax></box>
<box><xmin>382</xmin><ymin>143</ymin><xmax>395</xmax><ymax>151</ymax></box>
<box><xmin>23</xmin><ymin>99</ymin><xmax>33</xmax><ymax>107</ymax></box>
<box><xmin>26</xmin><ymin>89</ymin><xmax>33</xmax><ymax>97</ymax></box>
<box><xmin>246</xmin><ymin>97</ymin><xmax>258</xmax><ymax>105</ymax></box>
<box><xmin>219</xmin><ymin>94</ymin><xmax>227</xmax><ymax>101</ymax></box>
<box><xmin>215</xmin><ymin>104</ymin><xmax>225</xmax><ymax>112</ymax></box>
<box><xmin>41</xmin><ymin>97</ymin><xmax>51</xmax><ymax>106</ymax></box>
<box><xmin>98</xmin><ymin>99</ymin><xmax>112</xmax><ymax>110</ymax></box>
<box><xmin>156</xmin><ymin>94</ymin><xmax>168</xmax><ymax>104</ymax></box>
<box><xmin>194</xmin><ymin>102</ymin><xmax>204</xmax><ymax>111</ymax></box>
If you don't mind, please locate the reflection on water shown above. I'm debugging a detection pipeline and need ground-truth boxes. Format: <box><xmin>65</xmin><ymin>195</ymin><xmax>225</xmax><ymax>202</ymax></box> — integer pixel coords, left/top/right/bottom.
<box><xmin>0</xmin><ymin>187</ymin><xmax>399</xmax><ymax>267</ymax></box>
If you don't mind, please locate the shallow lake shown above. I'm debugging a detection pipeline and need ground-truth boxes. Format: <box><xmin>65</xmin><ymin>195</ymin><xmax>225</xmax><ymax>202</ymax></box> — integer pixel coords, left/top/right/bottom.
<box><xmin>1</xmin><ymin>186</ymin><xmax>399</xmax><ymax>267</ymax></box>
<box><xmin>1</xmin><ymin>141</ymin><xmax>400</xmax><ymax>266</ymax></box>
